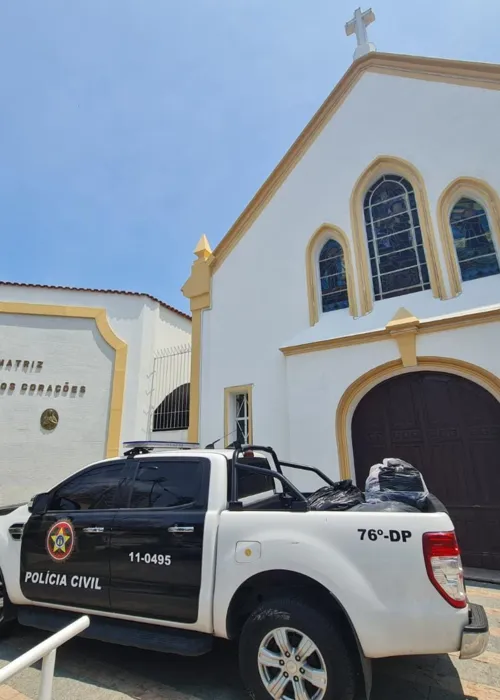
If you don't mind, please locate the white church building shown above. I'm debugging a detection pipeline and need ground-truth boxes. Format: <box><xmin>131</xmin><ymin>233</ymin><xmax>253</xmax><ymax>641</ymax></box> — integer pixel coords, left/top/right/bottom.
<box><xmin>183</xmin><ymin>10</ymin><xmax>500</xmax><ymax>571</ymax></box>
<box><xmin>0</xmin><ymin>282</ymin><xmax>191</xmax><ymax>506</ymax></box>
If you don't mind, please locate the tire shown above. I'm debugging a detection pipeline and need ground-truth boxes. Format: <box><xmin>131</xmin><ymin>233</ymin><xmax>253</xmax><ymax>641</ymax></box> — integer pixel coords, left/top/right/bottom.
<box><xmin>238</xmin><ymin>597</ymin><xmax>356</xmax><ymax>700</ymax></box>
<box><xmin>0</xmin><ymin>569</ymin><xmax>16</xmax><ymax>637</ymax></box>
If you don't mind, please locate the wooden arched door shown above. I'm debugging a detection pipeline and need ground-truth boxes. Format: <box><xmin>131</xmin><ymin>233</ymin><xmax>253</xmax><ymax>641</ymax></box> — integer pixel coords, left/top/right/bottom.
<box><xmin>352</xmin><ymin>371</ymin><xmax>500</xmax><ymax>570</ymax></box>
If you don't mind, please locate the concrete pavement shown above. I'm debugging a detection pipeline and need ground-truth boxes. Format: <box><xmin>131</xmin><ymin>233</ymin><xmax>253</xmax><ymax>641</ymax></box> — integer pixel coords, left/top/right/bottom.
<box><xmin>0</xmin><ymin>583</ymin><xmax>498</xmax><ymax>700</ymax></box>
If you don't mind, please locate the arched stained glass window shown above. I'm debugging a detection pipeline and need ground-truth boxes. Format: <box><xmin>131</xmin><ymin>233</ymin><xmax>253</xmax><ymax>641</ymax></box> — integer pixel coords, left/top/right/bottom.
<box><xmin>319</xmin><ymin>239</ymin><xmax>349</xmax><ymax>312</ymax></box>
<box><xmin>450</xmin><ymin>197</ymin><xmax>500</xmax><ymax>282</ymax></box>
<box><xmin>363</xmin><ymin>175</ymin><xmax>431</xmax><ymax>301</ymax></box>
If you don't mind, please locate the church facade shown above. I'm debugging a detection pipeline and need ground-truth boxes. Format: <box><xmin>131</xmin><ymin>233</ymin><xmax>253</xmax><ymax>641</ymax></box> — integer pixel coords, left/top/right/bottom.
<box><xmin>0</xmin><ymin>283</ymin><xmax>191</xmax><ymax>506</ymax></box>
<box><xmin>183</xmin><ymin>50</ymin><xmax>500</xmax><ymax>571</ymax></box>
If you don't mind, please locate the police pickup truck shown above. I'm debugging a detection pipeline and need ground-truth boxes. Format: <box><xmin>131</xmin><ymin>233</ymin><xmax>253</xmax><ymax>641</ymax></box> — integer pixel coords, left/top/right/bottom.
<box><xmin>0</xmin><ymin>441</ymin><xmax>489</xmax><ymax>700</ymax></box>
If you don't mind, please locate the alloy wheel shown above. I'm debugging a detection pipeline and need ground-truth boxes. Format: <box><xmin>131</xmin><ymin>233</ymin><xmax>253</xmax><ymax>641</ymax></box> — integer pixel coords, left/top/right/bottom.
<box><xmin>257</xmin><ymin>626</ymin><xmax>327</xmax><ymax>700</ymax></box>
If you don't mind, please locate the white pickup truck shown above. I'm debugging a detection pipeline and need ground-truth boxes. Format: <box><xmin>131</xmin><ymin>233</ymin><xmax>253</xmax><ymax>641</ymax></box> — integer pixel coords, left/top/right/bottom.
<box><xmin>0</xmin><ymin>441</ymin><xmax>489</xmax><ymax>700</ymax></box>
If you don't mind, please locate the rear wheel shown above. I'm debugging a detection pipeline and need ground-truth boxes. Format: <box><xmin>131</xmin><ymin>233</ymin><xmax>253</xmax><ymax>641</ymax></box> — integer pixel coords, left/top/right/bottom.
<box><xmin>238</xmin><ymin>597</ymin><xmax>356</xmax><ymax>700</ymax></box>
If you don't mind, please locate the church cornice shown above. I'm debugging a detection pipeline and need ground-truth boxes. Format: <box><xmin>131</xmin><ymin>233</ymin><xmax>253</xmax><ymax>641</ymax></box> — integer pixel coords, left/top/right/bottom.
<box><xmin>210</xmin><ymin>52</ymin><xmax>500</xmax><ymax>273</ymax></box>
<box><xmin>279</xmin><ymin>304</ymin><xmax>500</xmax><ymax>357</ymax></box>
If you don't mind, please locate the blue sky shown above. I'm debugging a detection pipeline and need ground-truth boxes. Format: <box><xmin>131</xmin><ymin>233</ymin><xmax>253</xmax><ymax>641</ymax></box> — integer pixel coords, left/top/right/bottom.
<box><xmin>1</xmin><ymin>0</ymin><xmax>499</xmax><ymax>313</ymax></box>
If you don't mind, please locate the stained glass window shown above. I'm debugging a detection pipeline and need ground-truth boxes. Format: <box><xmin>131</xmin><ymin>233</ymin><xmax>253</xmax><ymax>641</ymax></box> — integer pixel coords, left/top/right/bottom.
<box><xmin>319</xmin><ymin>239</ymin><xmax>349</xmax><ymax>313</ymax></box>
<box><xmin>450</xmin><ymin>197</ymin><xmax>500</xmax><ymax>282</ymax></box>
<box><xmin>363</xmin><ymin>175</ymin><xmax>430</xmax><ymax>301</ymax></box>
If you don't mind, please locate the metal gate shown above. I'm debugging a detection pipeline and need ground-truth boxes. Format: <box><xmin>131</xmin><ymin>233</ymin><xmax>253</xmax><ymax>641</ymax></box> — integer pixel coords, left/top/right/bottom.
<box><xmin>148</xmin><ymin>344</ymin><xmax>191</xmax><ymax>435</ymax></box>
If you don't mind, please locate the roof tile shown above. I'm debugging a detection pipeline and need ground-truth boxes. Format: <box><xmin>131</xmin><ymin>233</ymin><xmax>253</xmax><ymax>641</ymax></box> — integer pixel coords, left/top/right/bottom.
<box><xmin>0</xmin><ymin>281</ymin><xmax>191</xmax><ymax>321</ymax></box>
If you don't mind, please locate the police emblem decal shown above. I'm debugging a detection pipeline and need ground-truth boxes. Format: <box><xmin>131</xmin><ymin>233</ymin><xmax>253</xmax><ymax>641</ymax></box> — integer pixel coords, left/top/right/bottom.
<box><xmin>46</xmin><ymin>520</ymin><xmax>75</xmax><ymax>562</ymax></box>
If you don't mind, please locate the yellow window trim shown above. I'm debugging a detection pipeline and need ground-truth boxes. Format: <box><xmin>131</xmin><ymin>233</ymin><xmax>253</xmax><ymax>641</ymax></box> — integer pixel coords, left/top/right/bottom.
<box><xmin>0</xmin><ymin>301</ymin><xmax>127</xmax><ymax>458</ymax></box>
<box><xmin>349</xmin><ymin>155</ymin><xmax>446</xmax><ymax>316</ymax></box>
<box><xmin>306</xmin><ymin>224</ymin><xmax>358</xmax><ymax>325</ymax></box>
<box><xmin>436</xmin><ymin>176</ymin><xmax>500</xmax><ymax>298</ymax></box>
<box><xmin>224</xmin><ymin>384</ymin><xmax>253</xmax><ymax>447</ymax></box>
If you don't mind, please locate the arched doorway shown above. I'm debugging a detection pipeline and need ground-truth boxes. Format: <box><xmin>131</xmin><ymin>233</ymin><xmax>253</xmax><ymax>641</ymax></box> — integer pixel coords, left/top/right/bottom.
<box><xmin>352</xmin><ymin>370</ymin><xmax>500</xmax><ymax>571</ymax></box>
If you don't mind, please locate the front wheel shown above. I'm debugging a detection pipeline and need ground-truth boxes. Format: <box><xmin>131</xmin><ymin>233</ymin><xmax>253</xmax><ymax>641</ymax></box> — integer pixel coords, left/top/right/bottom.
<box><xmin>238</xmin><ymin>597</ymin><xmax>356</xmax><ymax>700</ymax></box>
<box><xmin>0</xmin><ymin>569</ymin><xmax>16</xmax><ymax>637</ymax></box>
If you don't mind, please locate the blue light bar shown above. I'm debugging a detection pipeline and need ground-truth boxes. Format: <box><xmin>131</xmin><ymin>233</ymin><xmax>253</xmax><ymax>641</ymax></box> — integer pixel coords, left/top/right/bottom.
<box><xmin>123</xmin><ymin>440</ymin><xmax>200</xmax><ymax>451</ymax></box>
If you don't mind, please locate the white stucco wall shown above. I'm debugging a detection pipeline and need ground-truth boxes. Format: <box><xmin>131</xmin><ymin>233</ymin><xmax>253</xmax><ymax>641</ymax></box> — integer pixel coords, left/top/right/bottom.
<box><xmin>155</xmin><ymin>305</ymin><xmax>192</xmax><ymax>352</ymax></box>
<box><xmin>146</xmin><ymin>305</ymin><xmax>192</xmax><ymax>443</ymax></box>
<box><xmin>1</xmin><ymin>286</ymin><xmax>150</xmax><ymax>442</ymax></box>
<box><xmin>198</xmin><ymin>69</ymin><xmax>500</xmax><ymax>458</ymax></box>
<box><xmin>0</xmin><ymin>314</ymin><xmax>114</xmax><ymax>504</ymax></box>
<box><xmin>130</xmin><ymin>302</ymin><xmax>191</xmax><ymax>442</ymax></box>
<box><xmin>0</xmin><ymin>285</ymin><xmax>191</xmax><ymax>502</ymax></box>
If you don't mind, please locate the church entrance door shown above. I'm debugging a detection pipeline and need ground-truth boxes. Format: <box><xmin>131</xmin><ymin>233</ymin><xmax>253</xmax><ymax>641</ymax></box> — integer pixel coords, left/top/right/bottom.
<box><xmin>352</xmin><ymin>371</ymin><xmax>500</xmax><ymax>570</ymax></box>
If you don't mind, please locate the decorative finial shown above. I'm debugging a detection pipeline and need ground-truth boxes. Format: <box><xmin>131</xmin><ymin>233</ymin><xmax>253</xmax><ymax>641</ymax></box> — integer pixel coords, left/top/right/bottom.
<box><xmin>345</xmin><ymin>7</ymin><xmax>376</xmax><ymax>61</ymax></box>
<box><xmin>194</xmin><ymin>234</ymin><xmax>212</xmax><ymax>261</ymax></box>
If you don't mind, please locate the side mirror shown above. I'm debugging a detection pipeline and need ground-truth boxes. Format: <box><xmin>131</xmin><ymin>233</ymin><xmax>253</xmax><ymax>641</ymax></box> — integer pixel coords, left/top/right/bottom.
<box><xmin>28</xmin><ymin>492</ymin><xmax>51</xmax><ymax>515</ymax></box>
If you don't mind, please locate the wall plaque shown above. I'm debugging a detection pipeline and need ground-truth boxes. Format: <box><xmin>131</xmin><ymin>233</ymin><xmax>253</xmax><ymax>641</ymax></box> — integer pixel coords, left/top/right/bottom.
<box><xmin>40</xmin><ymin>408</ymin><xmax>59</xmax><ymax>431</ymax></box>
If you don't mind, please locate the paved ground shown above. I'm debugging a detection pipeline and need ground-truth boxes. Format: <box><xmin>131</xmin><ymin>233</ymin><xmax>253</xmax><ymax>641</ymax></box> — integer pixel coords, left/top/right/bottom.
<box><xmin>0</xmin><ymin>583</ymin><xmax>498</xmax><ymax>700</ymax></box>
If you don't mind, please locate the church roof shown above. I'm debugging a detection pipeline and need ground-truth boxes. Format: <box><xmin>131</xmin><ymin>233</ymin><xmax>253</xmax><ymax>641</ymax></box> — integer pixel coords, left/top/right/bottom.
<box><xmin>211</xmin><ymin>51</ymin><xmax>500</xmax><ymax>273</ymax></box>
<box><xmin>0</xmin><ymin>281</ymin><xmax>191</xmax><ymax>321</ymax></box>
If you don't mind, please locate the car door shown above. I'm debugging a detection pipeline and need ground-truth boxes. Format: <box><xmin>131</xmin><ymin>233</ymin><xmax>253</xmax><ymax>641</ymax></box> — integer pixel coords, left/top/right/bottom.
<box><xmin>109</xmin><ymin>456</ymin><xmax>210</xmax><ymax>624</ymax></box>
<box><xmin>21</xmin><ymin>459</ymin><xmax>128</xmax><ymax>611</ymax></box>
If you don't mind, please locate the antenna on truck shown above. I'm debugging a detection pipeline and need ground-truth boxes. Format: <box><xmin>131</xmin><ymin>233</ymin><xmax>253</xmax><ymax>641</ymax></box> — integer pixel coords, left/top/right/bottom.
<box><xmin>204</xmin><ymin>429</ymin><xmax>237</xmax><ymax>449</ymax></box>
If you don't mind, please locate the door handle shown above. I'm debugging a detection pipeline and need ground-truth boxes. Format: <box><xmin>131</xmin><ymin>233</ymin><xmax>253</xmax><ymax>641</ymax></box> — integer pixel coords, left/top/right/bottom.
<box><xmin>83</xmin><ymin>527</ymin><xmax>105</xmax><ymax>533</ymax></box>
<box><xmin>168</xmin><ymin>526</ymin><xmax>194</xmax><ymax>534</ymax></box>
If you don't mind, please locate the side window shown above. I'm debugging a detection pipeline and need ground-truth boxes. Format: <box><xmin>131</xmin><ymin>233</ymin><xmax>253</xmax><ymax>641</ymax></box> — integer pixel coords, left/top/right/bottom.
<box><xmin>153</xmin><ymin>382</ymin><xmax>190</xmax><ymax>432</ymax></box>
<box><xmin>236</xmin><ymin>457</ymin><xmax>275</xmax><ymax>499</ymax></box>
<box><xmin>50</xmin><ymin>462</ymin><xmax>126</xmax><ymax>511</ymax></box>
<box><xmin>129</xmin><ymin>460</ymin><xmax>207</xmax><ymax>509</ymax></box>
<box><xmin>224</xmin><ymin>386</ymin><xmax>253</xmax><ymax>446</ymax></box>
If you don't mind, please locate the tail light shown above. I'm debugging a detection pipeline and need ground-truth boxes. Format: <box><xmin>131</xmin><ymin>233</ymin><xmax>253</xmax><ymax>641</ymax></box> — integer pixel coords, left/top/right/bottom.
<box><xmin>422</xmin><ymin>531</ymin><xmax>466</xmax><ymax>609</ymax></box>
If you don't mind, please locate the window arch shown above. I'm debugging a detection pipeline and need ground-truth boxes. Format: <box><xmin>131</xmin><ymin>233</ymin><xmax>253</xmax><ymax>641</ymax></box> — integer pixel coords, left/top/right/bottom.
<box><xmin>363</xmin><ymin>175</ymin><xmax>431</xmax><ymax>302</ymax></box>
<box><xmin>153</xmin><ymin>382</ymin><xmax>190</xmax><ymax>432</ymax></box>
<box><xmin>305</xmin><ymin>224</ymin><xmax>357</xmax><ymax>324</ymax></box>
<box><xmin>437</xmin><ymin>178</ymin><xmax>500</xmax><ymax>296</ymax></box>
<box><xmin>450</xmin><ymin>197</ymin><xmax>499</xmax><ymax>282</ymax></box>
<box><xmin>350</xmin><ymin>156</ymin><xmax>445</xmax><ymax>315</ymax></box>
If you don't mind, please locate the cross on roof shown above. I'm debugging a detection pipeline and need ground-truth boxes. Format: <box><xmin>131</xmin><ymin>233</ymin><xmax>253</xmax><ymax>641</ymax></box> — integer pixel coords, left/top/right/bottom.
<box><xmin>345</xmin><ymin>7</ymin><xmax>376</xmax><ymax>62</ymax></box>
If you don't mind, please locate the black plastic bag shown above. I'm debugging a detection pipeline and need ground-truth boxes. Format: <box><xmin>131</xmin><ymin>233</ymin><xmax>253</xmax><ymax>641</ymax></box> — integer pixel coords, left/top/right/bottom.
<box><xmin>365</xmin><ymin>458</ymin><xmax>428</xmax><ymax>509</ymax></box>
<box><xmin>307</xmin><ymin>480</ymin><xmax>364</xmax><ymax>511</ymax></box>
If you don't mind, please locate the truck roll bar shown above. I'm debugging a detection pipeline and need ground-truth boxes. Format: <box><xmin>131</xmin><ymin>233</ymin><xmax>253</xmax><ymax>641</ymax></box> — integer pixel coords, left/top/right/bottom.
<box><xmin>230</xmin><ymin>445</ymin><xmax>309</xmax><ymax>510</ymax></box>
<box><xmin>236</xmin><ymin>445</ymin><xmax>336</xmax><ymax>487</ymax></box>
